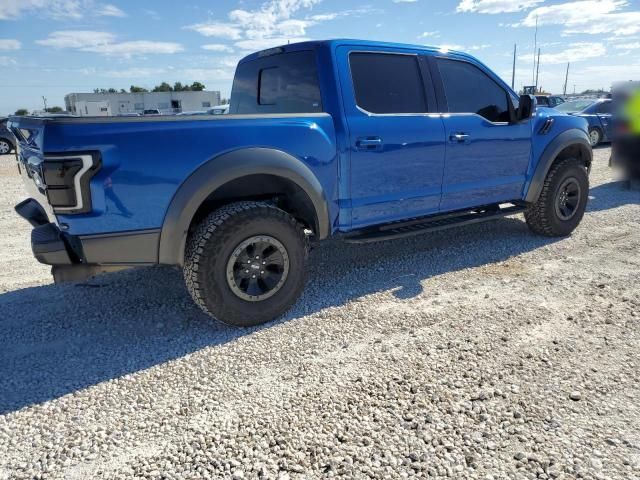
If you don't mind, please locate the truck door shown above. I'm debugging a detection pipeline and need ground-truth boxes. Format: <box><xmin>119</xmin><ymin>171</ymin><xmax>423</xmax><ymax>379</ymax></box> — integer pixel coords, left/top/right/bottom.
<box><xmin>430</xmin><ymin>56</ymin><xmax>532</xmax><ymax>212</ymax></box>
<box><xmin>336</xmin><ymin>47</ymin><xmax>446</xmax><ymax>229</ymax></box>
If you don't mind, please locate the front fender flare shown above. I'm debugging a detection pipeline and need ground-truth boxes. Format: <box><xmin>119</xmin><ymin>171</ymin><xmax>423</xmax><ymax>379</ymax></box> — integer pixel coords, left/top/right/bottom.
<box><xmin>158</xmin><ymin>147</ymin><xmax>330</xmax><ymax>266</ymax></box>
<box><xmin>524</xmin><ymin>128</ymin><xmax>592</xmax><ymax>203</ymax></box>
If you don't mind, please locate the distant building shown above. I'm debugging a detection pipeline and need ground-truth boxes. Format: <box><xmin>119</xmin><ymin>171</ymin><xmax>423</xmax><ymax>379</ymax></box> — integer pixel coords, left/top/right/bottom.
<box><xmin>64</xmin><ymin>90</ymin><xmax>221</xmax><ymax>116</ymax></box>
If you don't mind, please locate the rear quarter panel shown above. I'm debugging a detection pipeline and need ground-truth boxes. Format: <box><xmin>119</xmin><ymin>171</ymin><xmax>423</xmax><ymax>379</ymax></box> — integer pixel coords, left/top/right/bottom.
<box><xmin>42</xmin><ymin>115</ymin><xmax>337</xmax><ymax>235</ymax></box>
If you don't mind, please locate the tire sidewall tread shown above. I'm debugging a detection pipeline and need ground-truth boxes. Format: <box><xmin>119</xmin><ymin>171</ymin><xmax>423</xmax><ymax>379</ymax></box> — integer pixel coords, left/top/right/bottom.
<box><xmin>525</xmin><ymin>157</ymin><xmax>589</xmax><ymax>237</ymax></box>
<box><xmin>184</xmin><ymin>201</ymin><xmax>308</xmax><ymax>327</ymax></box>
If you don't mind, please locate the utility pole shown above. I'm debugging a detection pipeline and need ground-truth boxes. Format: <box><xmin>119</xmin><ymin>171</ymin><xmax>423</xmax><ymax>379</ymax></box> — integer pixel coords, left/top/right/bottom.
<box><xmin>42</xmin><ymin>96</ymin><xmax>47</xmax><ymax>111</ymax></box>
<box><xmin>511</xmin><ymin>44</ymin><xmax>517</xmax><ymax>89</ymax></box>
<box><xmin>563</xmin><ymin>62</ymin><xmax>570</xmax><ymax>96</ymax></box>
<box><xmin>573</xmin><ymin>84</ymin><xmax>576</xmax><ymax>95</ymax></box>
<box><xmin>535</xmin><ymin>48</ymin><xmax>541</xmax><ymax>93</ymax></box>
<box><xmin>532</xmin><ymin>15</ymin><xmax>538</xmax><ymax>85</ymax></box>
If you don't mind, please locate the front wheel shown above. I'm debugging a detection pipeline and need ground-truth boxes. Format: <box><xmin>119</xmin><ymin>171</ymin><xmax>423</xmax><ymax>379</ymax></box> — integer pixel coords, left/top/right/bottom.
<box><xmin>588</xmin><ymin>127</ymin><xmax>602</xmax><ymax>147</ymax></box>
<box><xmin>525</xmin><ymin>157</ymin><xmax>589</xmax><ymax>237</ymax></box>
<box><xmin>183</xmin><ymin>201</ymin><xmax>308</xmax><ymax>327</ymax></box>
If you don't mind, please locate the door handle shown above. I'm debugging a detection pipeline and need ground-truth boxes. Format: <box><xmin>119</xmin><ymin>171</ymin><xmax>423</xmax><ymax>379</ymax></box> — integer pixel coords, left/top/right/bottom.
<box><xmin>356</xmin><ymin>136</ymin><xmax>383</xmax><ymax>150</ymax></box>
<box><xmin>449</xmin><ymin>133</ymin><xmax>470</xmax><ymax>143</ymax></box>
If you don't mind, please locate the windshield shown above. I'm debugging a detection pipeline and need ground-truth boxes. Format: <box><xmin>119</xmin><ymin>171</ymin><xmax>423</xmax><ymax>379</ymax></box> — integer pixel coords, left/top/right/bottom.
<box><xmin>555</xmin><ymin>100</ymin><xmax>594</xmax><ymax>113</ymax></box>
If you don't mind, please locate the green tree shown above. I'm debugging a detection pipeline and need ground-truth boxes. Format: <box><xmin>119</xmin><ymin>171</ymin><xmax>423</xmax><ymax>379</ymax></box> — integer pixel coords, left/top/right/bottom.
<box><xmin>14</xmin><ymin>108</ymin><xmax>28</xmax><ymax>115</ymax></box>
<box><xmin>130</xmin><ymin>85</ymin><xmax>149</xmax><ymax>93</ymax></box>
<box><xmin>173</xmin><ymin>81</ymin><xmax>186</xmax><ymax>92</ymax></box>
<box><xmin>45</xmin><ymin>106</ymin><xmax>64</xmax><ymax>113</ymax></box>
<box><xmin>152</xmin><ymin>82</ymin><xmax>173</xmax><ymax>92</ymax></box>
<box><xmin>190</xmin><ymin>81</ymin><xmax>205</xmax><ymax>91</ymax></box>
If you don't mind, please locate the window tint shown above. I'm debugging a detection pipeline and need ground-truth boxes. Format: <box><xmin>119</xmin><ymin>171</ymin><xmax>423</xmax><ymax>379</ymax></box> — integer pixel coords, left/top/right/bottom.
<box><xmin>597</xmin><ymin>101</ymin><xmax>612</xmax><ymax>114</ymax></box>
<box><xmin>230</xmin><ymin>50</ymin><xmax>322</xmax><ymax>114</ymax></box>
<box><xmin>349</xmin><ymin>53</ymin><xmax>427</xmax><ymax>114</ymax></box>
<box><xmin>436</xmin><ymin>58</ymin><xmax>510</xmax><ymax>122</ymax></box>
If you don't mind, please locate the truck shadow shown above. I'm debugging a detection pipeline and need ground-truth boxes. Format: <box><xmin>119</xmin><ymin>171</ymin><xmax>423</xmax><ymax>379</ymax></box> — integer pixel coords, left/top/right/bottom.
<box><xmin>0</xmin><ymin>181</ymin><xmax>632</xmax><ymax>414</ymax></box>
<box><xmin>587</xmin><ymin>179</ymin><xmax>640</xmax><ymax>212</ymax></box>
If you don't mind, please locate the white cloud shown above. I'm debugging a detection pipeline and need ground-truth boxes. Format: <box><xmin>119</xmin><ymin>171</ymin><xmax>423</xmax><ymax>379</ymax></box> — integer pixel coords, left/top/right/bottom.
<box><xmin>36</xmin><ymin>31</ymin><xmax>183</xmax><ymax>57</ymax></box>
<box><xmin>518</xmin><ymin>0</ymin><xmax>640</xmax><ymax>36</ymax></box>
<box><xmin>36</xmin><ymin>31</ymin><xmax>116</xmax><ymax>49</ymax></box>
<box><xmin>185</xmin><ymin>22</ymin><xmax>243</xmax><ymax>40</ymax></box>
<box><xmin>97</xmin><ymin>4</ymin><xmax>126</xmax><ymax>17</ymax></box>
<box><xmin>0</xmin><ymin>39</ymin><xmax>21</xmax><ymax>50</ymax></box>
<box><xmin>419</xmin><ymin>31</ymin><xmax>440</xmax><ymax>38</ymax></box>
<box><xmin>201</xmin><ymin>44</ymin><xmax>234</xmax><ymax>53</ymax></box>
<box><xmin>0</xmin><ymin>56</ymin><xmax>17</xmax><ymax>66</ymax></box>
<box><xmin>393</xmin><ymin>0</ymin><xmax>418</xmax><ymax>3</ymax></box>
<box><xmin>613</xmin><ymin>42</ymin><xmax>640</xmax><ymax>49</ymax></box>
<box><xmin>186</xmin><ymin>0</ymin><xmax>370</xmax><ymax>52</ymax></box>
<box><xmin>84</xmin><ymin>41</ymin><xmax>183</xmax><ymax>57</ymax></box>
<box><xmin>519</xmin><ymin>42</ymin><xmax>606</xmax><ymax>64</ymax></box>
<box><xmin>457</xmin><ymin>0</ymin><xmax>543</xmax><ymax>14</ymax></box>
<box><xmin>0</xmin><ymin>0</ymin><xmax>126</xmax><ymax>20</ymax></box>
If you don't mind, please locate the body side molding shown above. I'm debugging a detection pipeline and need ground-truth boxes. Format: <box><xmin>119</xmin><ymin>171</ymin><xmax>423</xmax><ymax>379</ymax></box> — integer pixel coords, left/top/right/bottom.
<box><xmin>158</xmin><ymin>147</ymin><xmax>330</xmax><ymax>266</ymax></box>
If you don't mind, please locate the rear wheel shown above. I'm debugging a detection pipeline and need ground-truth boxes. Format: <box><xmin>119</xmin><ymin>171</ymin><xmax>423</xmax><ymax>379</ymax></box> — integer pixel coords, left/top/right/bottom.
<box><xmin>588</xmin><ymin>127</ymin><xmax>602</xmax><ymax>147</ymax></box>
<box><xmin>0</xmin><ymin>139</ymin><xmax>12</xmax><ymax>154</ymax></box>
<box><xmin>525</xmin><ymin>157</ymin><xmax>589</xmax><ymax>237</ymax></box>
<box><xmin>184</xmin><ymin>201</ymin><xmax>308</xmax><ymax>327</ymax></box>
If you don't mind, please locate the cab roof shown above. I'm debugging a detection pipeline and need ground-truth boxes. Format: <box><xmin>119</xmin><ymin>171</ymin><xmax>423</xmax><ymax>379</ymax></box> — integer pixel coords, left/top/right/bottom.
<box><xmin>238</xmin><ymin>39</ymin><xmax>470</xmax><ymax>64</ymax></box>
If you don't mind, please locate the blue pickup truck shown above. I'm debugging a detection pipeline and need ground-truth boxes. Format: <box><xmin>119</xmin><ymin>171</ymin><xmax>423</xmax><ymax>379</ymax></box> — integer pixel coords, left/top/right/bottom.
<box><xmin>9</xmin><ymin>39</ymin><xmax>592</xmax><ymax>326</ymax></box>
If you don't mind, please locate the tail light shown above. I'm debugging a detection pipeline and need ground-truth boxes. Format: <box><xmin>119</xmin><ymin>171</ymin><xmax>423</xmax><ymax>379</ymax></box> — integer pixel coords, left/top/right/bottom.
<box><xmin>42</xmin><ymin>152</ymin><xmax>101</xmax><ymax>214</ymax></box>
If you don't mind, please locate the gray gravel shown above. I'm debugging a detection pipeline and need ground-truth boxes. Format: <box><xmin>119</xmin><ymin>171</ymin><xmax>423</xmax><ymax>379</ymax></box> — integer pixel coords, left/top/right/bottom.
<box><xmin>0</xmin><ymin>148</ymin><xmax>639</xmax><ymax>480</ymax></box>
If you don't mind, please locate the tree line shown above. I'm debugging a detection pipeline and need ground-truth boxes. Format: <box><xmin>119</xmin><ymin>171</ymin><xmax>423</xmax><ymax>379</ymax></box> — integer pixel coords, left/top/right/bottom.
<box><xmin>93</xmin><ymin>82</ymin><xmax>207</xmax><ymax>94</ymax></box>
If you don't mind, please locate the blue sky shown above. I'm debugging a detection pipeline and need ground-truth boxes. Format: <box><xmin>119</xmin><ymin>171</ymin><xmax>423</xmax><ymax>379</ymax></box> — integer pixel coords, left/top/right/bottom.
<box><xmin>1</xmin><ymin>0</ymin><xmax>639</xmax><ymax>114</ymax></box>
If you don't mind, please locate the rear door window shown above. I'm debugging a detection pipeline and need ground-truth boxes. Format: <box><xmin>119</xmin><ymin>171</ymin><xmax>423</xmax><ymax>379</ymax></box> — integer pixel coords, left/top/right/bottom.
<box><xmin>597</xmin><ymin>101</ymin><xmax>612</xmax><ymax>114</ymax></box>
<box><xmin>231</xmin><ymin>50</ymin><xmax>322</xmax><ymax>114</ymax></box>
<box><xmin>436</xmin><ymin>58</ymin><xmax>511</xmax><ymax>123</ymax></box>
<box><xmin>349</xmin><ymin>52</ymin><xmax>427</xmax><ymax>114</ymax></box>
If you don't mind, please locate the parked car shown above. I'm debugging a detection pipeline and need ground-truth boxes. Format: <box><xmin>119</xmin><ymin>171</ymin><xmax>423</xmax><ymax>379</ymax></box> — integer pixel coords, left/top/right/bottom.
<box><xmin>142</xmin><ymin>109</ymin><xmax>161</xmax><ymax>116</ymax></box>
<box><xmin>0</xmin><ymin>117</ymin><xmax>16</xmax><ymax>154</ymax></box>
<box><xmin>210</xmin><ymin>104</ymin><xmax>230</xmax><ymax>115</ymax></box>
<box><xmin>9</xmin><ymin>39</ymin><xmax>592</xmax><ymax>326</ymax></box>
<box><xmin>555</xmin><ymin>98</ymin><xmax>612</xmax><ymax>146</ymax></box>
<box><xmin>176</xmin><ymin>110</ymin><xmax>209</xmax><ymax>116</ymax></box>
<box><xmin>535</xmin><ymin>95</ymin><xmax>565</xmax><ymax>108</ymax></box>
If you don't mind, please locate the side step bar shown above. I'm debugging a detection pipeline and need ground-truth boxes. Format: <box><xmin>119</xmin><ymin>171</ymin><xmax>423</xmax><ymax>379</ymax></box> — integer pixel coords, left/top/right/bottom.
<box><xmin>344</xmin><ymin>204</ymin><xmax>526</xmax><ymax>244</ymax></box>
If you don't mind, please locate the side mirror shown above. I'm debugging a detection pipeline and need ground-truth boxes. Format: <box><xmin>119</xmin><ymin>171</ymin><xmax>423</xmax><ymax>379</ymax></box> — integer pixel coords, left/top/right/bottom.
<box><xmin>516</xmin><ymin>94</ymin><xmax>536</xmax><ymax>121</ymax></box>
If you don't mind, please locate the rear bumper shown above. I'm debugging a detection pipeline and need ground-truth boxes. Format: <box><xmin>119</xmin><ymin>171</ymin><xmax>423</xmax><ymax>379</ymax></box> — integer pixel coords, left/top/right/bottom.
<box><xmin>15</xmin><ymin>198</ymin><xmax>160</xmax><ymax>267</ymax></box>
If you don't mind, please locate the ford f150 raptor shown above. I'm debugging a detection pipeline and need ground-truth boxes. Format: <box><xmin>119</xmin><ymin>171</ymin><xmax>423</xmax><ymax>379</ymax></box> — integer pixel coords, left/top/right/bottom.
<box><xmin>9</xmin><ymin>39</ymin><xmax>592</xmax><ymax>326</ymax></box>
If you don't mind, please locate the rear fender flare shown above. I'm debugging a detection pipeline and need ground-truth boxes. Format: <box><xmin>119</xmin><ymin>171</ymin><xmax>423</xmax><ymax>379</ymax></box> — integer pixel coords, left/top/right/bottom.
<box><xmin>524</xmin><ymin>128</ymin><xmax>592</xmax><ymax>203</ymax></box>
<box><xmin>158</xmin><ymin>147</ymin><xmax>329</xmax><ymax>266</ymax></box>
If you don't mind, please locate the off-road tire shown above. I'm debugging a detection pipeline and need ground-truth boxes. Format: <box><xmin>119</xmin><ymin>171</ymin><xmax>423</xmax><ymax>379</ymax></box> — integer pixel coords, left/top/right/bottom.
<box><xmin>184</xmin><ymin>201</ymin><xmax>308</xmax><ymax>327</ymax></box>
<box><xmin>525</xmin><ymin>157</ymin><xmax>589</xmax><ymax>237</ymax></box>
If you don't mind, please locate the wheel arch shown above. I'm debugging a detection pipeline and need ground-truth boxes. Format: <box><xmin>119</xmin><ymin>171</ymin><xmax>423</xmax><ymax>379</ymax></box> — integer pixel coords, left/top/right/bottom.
<box><xmin>158</xmin><ymin>147</ymin><xmax>330</xmax><ymax>266</ymax></box>
<box><xmin>524</xmin><ymin>129</ymin><xmax>592</xmax><ymax>203</ymax></box>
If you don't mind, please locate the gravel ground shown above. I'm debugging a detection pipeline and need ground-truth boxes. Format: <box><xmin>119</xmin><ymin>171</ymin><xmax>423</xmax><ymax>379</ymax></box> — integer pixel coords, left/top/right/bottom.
<box><xmin>0</xmin><ymin>148</ymin><xmax>639</xmax><ymax>480</ymax></box>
